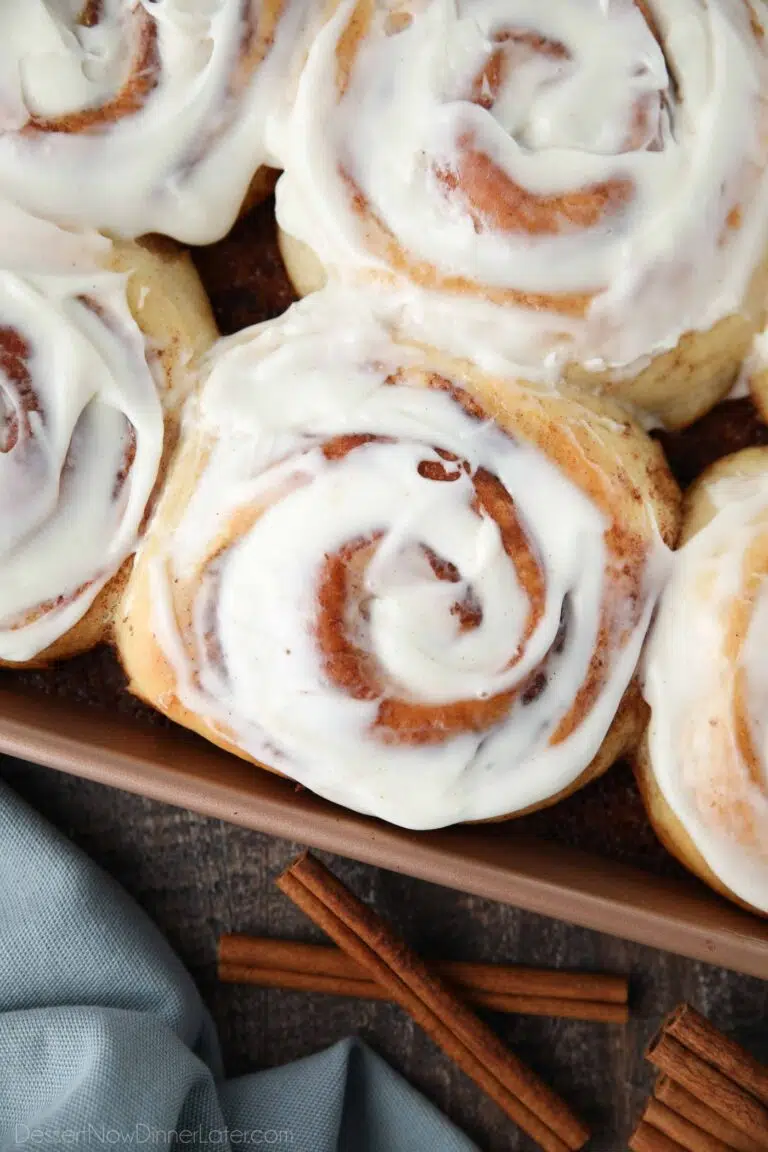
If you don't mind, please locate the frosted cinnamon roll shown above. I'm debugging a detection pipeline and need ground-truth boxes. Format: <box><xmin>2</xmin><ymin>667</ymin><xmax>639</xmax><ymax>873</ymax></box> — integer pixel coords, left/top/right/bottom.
<box><xmin>0</xmin><ymin>0</ymin><xmax>312</xmax><ymax>244</ymax></box>
<box><xmin>639</xmin><ymin>447</ymin><xmax>768</xmax><ymax>915</ymax></box>
<box><xmin>276</xmin><ymin>0</ymin><xmax>768</xmax><ymax>428</ymax></box>
<box><xmin>116</xmin><ymin>292</ymin><xmax>679</xmax><ymax>828</ymax></box>
<box><xmin>0</xmin><ymin>233</ymin><xmax>217</xmax><ymax>665</ymax></box>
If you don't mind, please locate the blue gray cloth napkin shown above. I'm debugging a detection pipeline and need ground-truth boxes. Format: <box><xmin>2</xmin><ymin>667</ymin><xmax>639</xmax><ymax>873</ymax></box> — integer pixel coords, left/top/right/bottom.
<box><xmin>0</xmin><ymin>780</ymin><xmax>476</xmax><ymax>1152</ymax></box>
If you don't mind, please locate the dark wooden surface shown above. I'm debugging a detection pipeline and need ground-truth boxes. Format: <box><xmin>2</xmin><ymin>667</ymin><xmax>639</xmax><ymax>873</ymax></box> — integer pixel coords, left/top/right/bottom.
<box><xmin>2</xmin><ymin>756</ymin><xmax>765</xmax><ymax>1152</ymax></box>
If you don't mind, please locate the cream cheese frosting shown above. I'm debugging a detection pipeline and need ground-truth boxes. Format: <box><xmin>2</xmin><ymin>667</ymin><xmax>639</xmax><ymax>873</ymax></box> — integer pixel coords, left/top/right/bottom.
<box><xmin>134</xmin><ymin>291</ymin><xmax>673</xmax><ymax>828</ymax></box>
<box><xmin>275</xmin><ymin>0</ymin><xmax>768</xmax><ymax>374</ymax></box>
<box><xmin>643</xmin><ymin>469</ymin><xmax>768</xmax><ymax>913</ymax></box>
<box><xmin>0</xmin><ymin>263</ymin><xmax>163</xmax><ymax>662</ymax></box>
<box><xmin>0</xmin><ymin>0</ymin><xmax>312</xmax><ymax>244</ymax></box>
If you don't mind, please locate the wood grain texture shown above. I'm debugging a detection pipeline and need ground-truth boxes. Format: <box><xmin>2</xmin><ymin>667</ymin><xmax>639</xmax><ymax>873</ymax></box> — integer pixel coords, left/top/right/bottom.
<box><xmin>2</xmin><ymin>756</ymin><xmax>765</xmax><ymax>1152</ymax></box>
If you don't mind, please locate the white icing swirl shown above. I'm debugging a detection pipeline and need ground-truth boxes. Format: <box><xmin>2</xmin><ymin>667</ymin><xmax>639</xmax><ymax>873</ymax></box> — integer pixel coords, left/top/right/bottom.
<box><xmin>0</xmin><ymin>200</ymin><xmax>111</xmax><ymax>275</ymax></box>
<box><xmin>643</xmin><ymin>469</ymin><xmax>768</xmax><ymax>913</ymax></box>
<box><xmin>143</xmin><ymin>293</ymin><xmax>670</xmax><ymax>828</ymax></box>
<box><xmin>0</xmin><ymin>267</ymin><xmax>163</xmax><ymax>662</ymax></box>
<box><xmin>0</xmin><ymin>0</ymin><xmax>311</xmax><ymax>244</ymax></box>
<box><xmin>276</xmin><ymin>0</ymin><xmax>768</xmax><ymax>371</ymax></box>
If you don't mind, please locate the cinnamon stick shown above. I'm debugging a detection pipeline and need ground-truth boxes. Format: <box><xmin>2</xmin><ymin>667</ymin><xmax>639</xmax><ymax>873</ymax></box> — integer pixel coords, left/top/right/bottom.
<box><xmin>218</xmin><ymin>959</ymin><xmax>627</xmax><ymax>1022</ymax></box>
<box><xmin>661</xmin><ymin>1006</ymin><xmax>768</xmax><ymax>1106</ymax></box>
<box><xmin>217</xmin><ymin>936</ymin><xmax>628</xmax><ymax>1022</ymax></box>
<box><xmin>646</xmin><ymin>1034</ymin><xmax>768</xmax><ymax>1146</ymax></box>
<box><xmin>276</xmin><ymin>852</ymin><xmax>589</xmax><ymax>1152</ymax></box>
<box><xmin>629</xmin><ymin>1121</ymin><xmax>688</xmax><ymax>1152</ymax></box>
<box><xmin>218</xmin><ymin>934</ymin><xmax>628</xmax><ymax>1003</ymax></box>
<box><xmin>654</xmin><ymin>1077</ymin><xmax>765</xmax><ymax>1152</ymax></box>
<box><xmin>641</xmin><ymin>1098</ymin><xmax>733</xmax><ymax>1152</ymax></box>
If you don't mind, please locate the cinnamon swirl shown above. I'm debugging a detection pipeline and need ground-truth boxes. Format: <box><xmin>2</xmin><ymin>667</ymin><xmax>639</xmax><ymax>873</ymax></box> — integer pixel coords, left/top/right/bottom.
<box><xmin>639</xmin><ymin>447</ymin><xmax>768</xmax><ymax>915</ymax></box>
<box><xmin>116</xmin><ymin>292</ymin><xmax>679</xmax><ymax>828</ymax></box>
<box><xmin>0</xmin><ymin>230</ymin><xmax>217</xmax><ymax>665</ymax></box>
<box><xmin>0</xmin><ymin>0</ymin><xmax>312</xmax><ymax>244</ymax></box>
<box><xmin>276</xmin><ymin>0</ymin><xmax>768</xmax><ymax>428</ymax></box>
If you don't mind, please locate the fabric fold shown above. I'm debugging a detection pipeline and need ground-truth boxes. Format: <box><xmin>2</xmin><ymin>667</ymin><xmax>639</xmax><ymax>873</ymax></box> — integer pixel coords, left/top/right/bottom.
<box><xmin>0</xmin><ymin>776</ymin><xmax>476</xmax><ymax>1152</ymax></box>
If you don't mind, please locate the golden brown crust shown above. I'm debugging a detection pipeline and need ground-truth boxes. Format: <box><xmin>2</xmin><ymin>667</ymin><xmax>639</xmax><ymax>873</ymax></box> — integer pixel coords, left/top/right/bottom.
<box><xmin>277</xmin><ymin>0</ymin><xmax>768</xmax><ymax>431</ymax></box>
<box><xmin>480</xmin><ymin>679</ymin><xmax>649</xmax><ymax>824</ymax></box>
<box><xmin>239</xmin><ymin>167</ymin><xmax>280</xmax><ymax>221</ymax></box>
<box><xmin>633</xmin><ymin>445</ymin><xmax>768</xmax><ymax>916</ymax></box>
<box><xmin>565</xmin><ymin>255</ymin><xmax>768</xmax><ymax>430</ymax></box>
<box><xmin>278</xmin><ymin>226</ymin><xmax>329</xmax><ymax>295</ymax></box>
<box><xmin>115</xmin><ymin>338</ymin><xmax>680</xmax><ymax>821</ymax></box>
<box><xmin>280</xmin><ymin>224</ymin><xmax>768</xmax><ymax>432</ymax></box>
<box><xmin>681</xmin><ymin>444</ymin><xmax>768</xmax><ymax>540</ymax></box>
<box><xmin>1</xmin><ymin>237</ymin><xmax>218</xmax><ymax>670</ymax></box>
<box><xmin>634</xmin><ymin>732</ymin><xmax>767</xmax><ymax>917</ymax></box>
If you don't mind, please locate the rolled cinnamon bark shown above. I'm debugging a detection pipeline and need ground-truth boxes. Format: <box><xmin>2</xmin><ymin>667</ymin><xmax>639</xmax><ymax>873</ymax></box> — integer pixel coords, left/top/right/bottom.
<box><xmin>654</xmin><ymin>1077</ymin><xmax>765</xmax><ymax>1152</ymax></box>
<box><xmin>277</xmin><ymin>852</ymin><xmax>589</xmax><ymax>1152</ymax></box>
<box><xmin>218</xmin><ymin>934</ymin><xmax>629</xmax><ymax>1002</ymax></box>
<box><xmin>217</xmin><ymin>957</ymin><xmax>629</xmax><ymax>1023</ymax></box>
<box><xmin>641</xmin><ymin>1098</ymin><xmax>733</xmax><ymax>1152</ymax></box>
<box><xmin>629</xmin><ymin>1122</ymin><xmax>688</xmax><ymax>1152</ymax></box>
<box><xmin>646</xmin><ymin>1035</ymin><xmax>768</xmax><ymax>1145</ymax></box>
<box><xmin>661</xmin><ymin>1006</ymin><xmax>768</xmax><ymax>1106</ymax></box>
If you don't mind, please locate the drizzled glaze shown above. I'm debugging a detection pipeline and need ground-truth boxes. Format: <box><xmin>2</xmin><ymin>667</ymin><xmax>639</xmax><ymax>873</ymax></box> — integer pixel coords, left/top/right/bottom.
<box><xmin>0</xmin><ymin>266</ymin><xmax>163</xmax><ymax>661</ymax></box>
<box><xmin>276</xmin><ymin>0</ymin><xmax>768</xmax><ymax>373</ymax></box>
<box><xmin>132</xmin><ymin>293</ymin><xmax>674</xmax><ymax>828</ymax></box>
<box><xmin>0</xmin><ymin>0</ymin><xmax>311</xmax><ymax>243</ymax></box>
<box><xmin>643</xmin><ymin>460</ymin><xmax>768</xmax><ymax>912</ymax></box>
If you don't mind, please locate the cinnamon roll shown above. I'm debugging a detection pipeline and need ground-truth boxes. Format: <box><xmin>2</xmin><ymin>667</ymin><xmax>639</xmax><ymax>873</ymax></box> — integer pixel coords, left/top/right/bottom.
<box><xmin>0</xmin><ymin>0</ymin><xmax>312</xmax><ymax>244</ymax></box>
<box><xmin>639</xmin><ymin>447</ymin><xmax>768</xmax><ymax>915</ymax></box>
<box><xmin>0</xmin><ymin>231</ymin><xmax>218</xmax><ymax>665</ymax></box>
<box><xmin>116</xmin><ymin>292</ymin><xmax>679</xmax><ymax>828</ymax></box>
<box><xmin>276</xmin><ymin>0</ymin><xmax>768</xmax><ymax>428</ymax></box>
